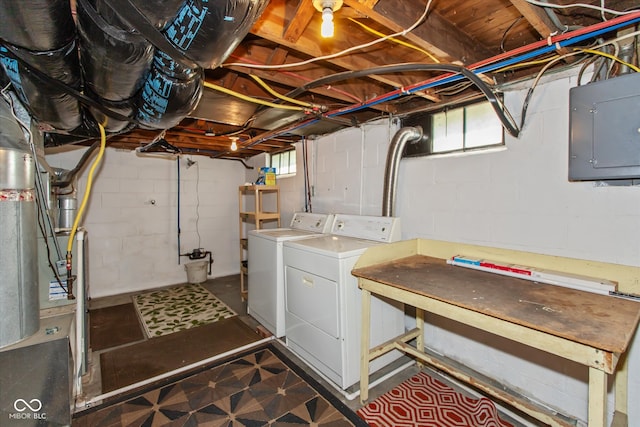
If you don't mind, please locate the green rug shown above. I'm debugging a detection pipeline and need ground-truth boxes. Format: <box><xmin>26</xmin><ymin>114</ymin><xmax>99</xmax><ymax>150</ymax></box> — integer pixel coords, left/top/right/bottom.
<box><xmin>133</xmin><ymin>284</ymin><xmax>237</xmax><ymax>337</ymax></box>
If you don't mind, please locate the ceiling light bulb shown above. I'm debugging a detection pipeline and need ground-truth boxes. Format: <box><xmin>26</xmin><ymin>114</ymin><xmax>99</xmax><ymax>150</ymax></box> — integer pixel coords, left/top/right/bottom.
<box><xmin>230</xmin><ymin>140</ymin><xmax>238</xmax><ymax>151</ymax></box>
<box><xmin>321</xmin><ymin>7</ymin><xmax>334</xmax><ymax>38</ymax></box>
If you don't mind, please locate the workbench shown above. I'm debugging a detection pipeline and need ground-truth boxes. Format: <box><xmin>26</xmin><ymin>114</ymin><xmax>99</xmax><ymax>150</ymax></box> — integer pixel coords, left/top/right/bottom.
<box><xmin>352</xmin><ymin>239</ymin><xmax>640</xmax><ymax>427</ymax></box>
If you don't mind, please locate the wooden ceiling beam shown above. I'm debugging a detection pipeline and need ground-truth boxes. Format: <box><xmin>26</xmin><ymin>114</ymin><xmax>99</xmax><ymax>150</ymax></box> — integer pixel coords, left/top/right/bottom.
<box><xmin>227</xmin><ymin>43</ymin><xmax>399</xmax><ymax>110</ymax></box>
<box><xmin>357</xmin><ymin>0</ymin><xmax>380</xmax><ymax>8</ymax></box>
<box><xmin>266</xmin><ymin>47</ymin><xmax>290</xmax><ymax>69</ymax></box>
<box><xmin>343</xmin><ymin>0</ymin><xmax>494</xmax><ymax>64</ymax></box>
<box><xmin>250</xmin><ymin>0</ymin><xmax>440</xmax><ymax>101</ymax></box>
<box><xmin>508</xmin><ymin>0</ymin><xmax>573</xmax><ymax>55</ymax></box>
<box><xmin>508</xmin><ymin>0</ymin><xmax>561</xmax><ymax>38</ymax></box>
<box><xmin>283</xmin><ymin>0</ymin><xmax>316</xmax><ymax>43</ymax></box>
<box><xmin>225</xmin><ymin>65</ymin><xmax>371</xmax><ymax>107</ymax></box>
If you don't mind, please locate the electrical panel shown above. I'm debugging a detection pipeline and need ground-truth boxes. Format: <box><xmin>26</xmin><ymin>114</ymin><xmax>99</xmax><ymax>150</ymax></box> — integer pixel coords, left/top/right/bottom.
<box><xmin>569</xmin><ymin>72</ymin><xmax>640</xmax><ymax>182</ymax></box>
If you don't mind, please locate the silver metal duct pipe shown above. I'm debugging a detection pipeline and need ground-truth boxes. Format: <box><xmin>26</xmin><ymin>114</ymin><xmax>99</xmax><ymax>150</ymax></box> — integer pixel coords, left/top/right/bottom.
<box><xmin>52</xmin><ymin>142</ymin><xmax>99</xmax><ymax>188</ymax></box>
<box><xmin>618</xmin><ymin>42</ymin><xmax>636</xmax><ymax>75</ymax></box>
<box><xmin>0</xmin><ymin>99</ymin><xmax>39</xmax><ymax>348</ymax></box>
<box><xmin>382</xmin><ymin>126</ymin><xmax>423</xmax><ymax>217</ymax></box>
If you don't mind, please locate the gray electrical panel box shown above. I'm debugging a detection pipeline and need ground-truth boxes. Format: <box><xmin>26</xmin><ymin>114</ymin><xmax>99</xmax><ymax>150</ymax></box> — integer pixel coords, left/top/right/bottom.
<box><xmin>569</xmin><ymin>72</ymin><xmax>640</xmax><ymax>182</ymax></box>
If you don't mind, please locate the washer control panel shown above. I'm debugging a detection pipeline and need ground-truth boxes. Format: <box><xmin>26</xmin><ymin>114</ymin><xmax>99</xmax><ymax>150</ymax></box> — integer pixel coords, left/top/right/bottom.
<box><xmin>290</xmin><ymin>212</ymin><xmax>335</xmax><ymax>233</ymax></box>
<box><xmin>330</xmin><ymin>214</ymin><xmax>401</xmax><ymax>242</ymax></box>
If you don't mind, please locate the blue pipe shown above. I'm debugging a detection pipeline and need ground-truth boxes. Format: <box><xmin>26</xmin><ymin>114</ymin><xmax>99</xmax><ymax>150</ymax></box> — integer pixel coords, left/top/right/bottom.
<box><xmin>177</xmin><ymin>156</ymin><xmax>181</xmax><ymax>265</ymax></box>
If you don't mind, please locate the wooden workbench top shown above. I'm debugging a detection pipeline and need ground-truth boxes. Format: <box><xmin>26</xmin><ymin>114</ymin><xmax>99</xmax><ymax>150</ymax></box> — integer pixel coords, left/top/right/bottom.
<box><xmin>352</xmin><ymin>255</ymin><xmax>640</xmax><ymax>354</ymax></box>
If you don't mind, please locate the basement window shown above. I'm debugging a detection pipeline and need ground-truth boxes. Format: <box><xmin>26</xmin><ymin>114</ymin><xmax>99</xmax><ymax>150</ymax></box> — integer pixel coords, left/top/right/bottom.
<box><xmin>403</xmin><ymin>100</ymin><xmax>504</xmax><ymax>157</ymax></box>
<box><xmin>270</xmin><ymin>149</ymin><xmax>296</xmax><ymax>176</ymax></box>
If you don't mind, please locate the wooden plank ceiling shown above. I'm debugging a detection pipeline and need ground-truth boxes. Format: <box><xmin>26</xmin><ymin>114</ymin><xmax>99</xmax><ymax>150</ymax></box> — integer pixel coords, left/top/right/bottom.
<box><xmin>76</xmin><ymin>0</ymin><xmax>640</xmax><ymax>159</ymax></box>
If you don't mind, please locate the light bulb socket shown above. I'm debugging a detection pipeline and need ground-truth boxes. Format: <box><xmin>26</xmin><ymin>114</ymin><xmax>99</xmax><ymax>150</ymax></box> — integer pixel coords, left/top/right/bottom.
<box><xmin>321</xmin><ymin>7</ymin><xmax>334</xmax><ymax>38</ymax></box>
<box><xmin>313</xmin><ymin>0</ymin><xmax>343</xmax><ymax>12</ymax></box>
<box><xmin>313</xmin><ymin>0</ymin><xmax>342</xmax><ymax>38</ymax></box>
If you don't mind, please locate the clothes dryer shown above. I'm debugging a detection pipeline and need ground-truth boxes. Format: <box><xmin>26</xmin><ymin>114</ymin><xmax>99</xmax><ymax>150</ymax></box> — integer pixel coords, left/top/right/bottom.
<box><xmin>248</xmin><ymin>212</ymin><xmax>334</xmax><ymax>337</ymax></box>
<box><xmin>283</xmin><ymin>214</ymin><xmax>405</xmax><ymax>390</ymax></box>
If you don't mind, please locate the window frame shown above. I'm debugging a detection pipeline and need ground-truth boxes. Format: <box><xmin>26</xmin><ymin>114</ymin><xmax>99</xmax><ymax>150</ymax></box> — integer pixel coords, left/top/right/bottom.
<box><xmin>270</xmin><ymin>148</ymin><xmax>297</xmax><ymax>177</ymax></box>
<box><xmin>402</xmin><ymin>100</ymin><xmax>505</xmax><ymax>158</ymax></box>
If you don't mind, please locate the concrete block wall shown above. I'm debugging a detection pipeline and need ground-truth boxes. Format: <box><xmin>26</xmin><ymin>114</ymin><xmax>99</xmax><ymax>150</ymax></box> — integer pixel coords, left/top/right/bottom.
<box><xmin>45</xmin><ymin>149</ymin><xmax>245</xmax><ymax>298</ymax></box>
<box><xmin>294</xmin><ymin>120</ymin><xmax>397</xmax><ymax>216</ymax></box>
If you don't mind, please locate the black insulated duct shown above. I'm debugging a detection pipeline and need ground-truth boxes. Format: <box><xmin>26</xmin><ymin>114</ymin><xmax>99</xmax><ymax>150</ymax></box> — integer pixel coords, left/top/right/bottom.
<box><xmin>0</xmin><ymin>0</ymin><xmax>83</xmax><ymax>132</ymax></box>
<box><xmin>0</xmin><ymin>0</ymin><xmax>76</xmax><ymax>51</ymax></box>
<box><xmin>0</xmin><ymin>42</ymin><xmax>83</xmax><ymax>131</ymax></box>
<box><xmin>76</xmin><ymin>0</ymin><xmax>155</xmax><ymax>132</ymax></box>
<box><xmin>162</xmin><ymin>0</ymin><xmax>270</xmax><ymax>69</ymax></box>
<box><xmin>0</xmin><ymin>0</ymin><xmax>270</xmax><ymax>142</ymax></box>
<box><xmin>136</xmin><ymin>51</ymin><xmax>203</xmax><ymax>130</ymax></box>
<box><xmin>94</xmin><ymin>0</ymin><xmax>185</xmax><ymax>30</ymax></box>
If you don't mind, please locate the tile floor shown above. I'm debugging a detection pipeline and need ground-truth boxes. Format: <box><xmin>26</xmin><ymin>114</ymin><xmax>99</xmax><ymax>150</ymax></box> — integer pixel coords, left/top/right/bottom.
<box><xmin>79</xmin><ymin>274</ymin><xmax>537</xmax><ymax>426</ymax></box>
<box><xmin>75</xmin><ymin>344</ymin><xmax>368</xmax><ymax>426</ymax></box>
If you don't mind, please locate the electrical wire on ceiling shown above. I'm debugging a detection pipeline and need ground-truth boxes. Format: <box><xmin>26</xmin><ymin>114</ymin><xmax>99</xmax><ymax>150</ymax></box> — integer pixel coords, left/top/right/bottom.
<box><xmin>592</xmin><ymin>44</ymin><xmax>617</xmax><ymax>80</ymax></box>
<box><xmin>500</xmin><ymin>17</ymin><xmax>524</xmax><ymax>53</ymax></box>
<box><xmin>577</xmin><ymin>54</ymin><xmax>602</xmax><ymax>84</ymax></box>
<box><xmin>495</xmin><ymin>29</ymin><xmax>639</xmax><ymax>76</ymax></box>
<box><xmin>249</xmin><ymin>74</ymin><xmax>318</xmax><ymax>109</ymax></box>
<box><xmin>493</xmin><ymin>54</ymin><xmax>562</xmax><ymax>73</ymax></box>
<box><xmin>203</xmin><ymin>81</ymin><xmax>307</xmax><ymax>111</ymax></box>
<box><xmin>578</xmin><ymin>47</ymin><xmax>640</xmax><ymax>71</ymax></box>
<box><xmin>518</xmin><ymin>55</ymin><xmax>588</xmax><ymax>131</ymax></box>
<box><xmin>434</xmin><ymin>81</ymin><xmax>475</xmax><ymax>96</ymax></box>
<box><xmin>225</xmin><ymin>54</ymin><xmax>364</xmax><ymax>104</ymax></box>
<box><xmin>222</xmin><ymin>0</ymin><xmax>435</xmax><ymax>70</ymax></box>
<box><xmin>347</xmin><ymin>18</ymin><xmax>440</xmax><ymax>63</ymax></box>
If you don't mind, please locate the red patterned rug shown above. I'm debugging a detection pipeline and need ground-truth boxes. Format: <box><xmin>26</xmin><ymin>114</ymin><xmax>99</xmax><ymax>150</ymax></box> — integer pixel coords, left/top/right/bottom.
<box><xmin>358</xmin><ymin>371</ymin><xmax>514</xmax><ymax>427</ymax></box>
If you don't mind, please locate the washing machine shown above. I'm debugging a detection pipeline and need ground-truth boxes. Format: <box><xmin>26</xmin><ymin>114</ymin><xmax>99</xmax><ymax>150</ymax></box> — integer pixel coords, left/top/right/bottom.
<box><xmin>283</xmin><ymin>214</ymin><xmax>405</xmax><ymax>390</ymax></box>
<box><xmin>248</xmin><ymin>212</ymin><xmax>335</xmax><ymax>338</ymax></box>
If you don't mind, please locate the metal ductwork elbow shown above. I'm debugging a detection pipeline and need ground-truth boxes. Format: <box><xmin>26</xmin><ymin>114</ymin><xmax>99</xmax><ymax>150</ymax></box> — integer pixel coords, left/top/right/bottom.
<box><xmin>382</xmin><ymin>126</ymin><xmax>423</xmax><ymax>217</ymax></box>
